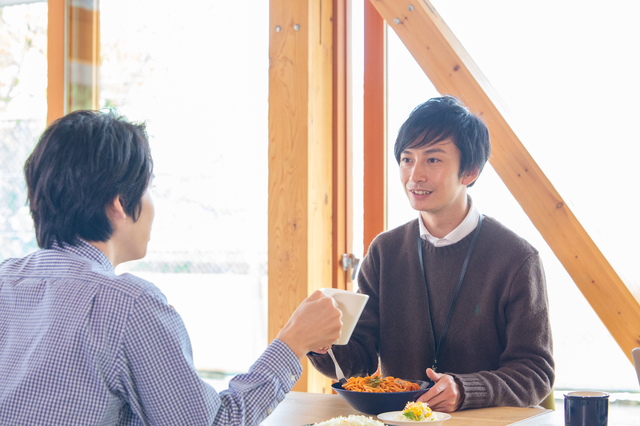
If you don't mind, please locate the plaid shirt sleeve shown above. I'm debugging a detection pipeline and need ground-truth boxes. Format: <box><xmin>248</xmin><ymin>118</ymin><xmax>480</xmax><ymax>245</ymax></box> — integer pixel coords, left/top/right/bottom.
<box><xmin>115</xmin><ymin>288</ymin><xmax>302</xmax><ymax>426</ymax></box>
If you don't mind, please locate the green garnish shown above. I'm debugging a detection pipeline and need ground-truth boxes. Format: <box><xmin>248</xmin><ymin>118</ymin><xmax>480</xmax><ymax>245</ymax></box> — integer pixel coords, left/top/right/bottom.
<box><xmin>367</xmin><ymin>374</ymin><xmax>384</xmax><ymax>388</ymax></box>
<box><xmin>402</xmin><ymin>411</ymin><xmax>418</xmax><ymax>421</ymax></box>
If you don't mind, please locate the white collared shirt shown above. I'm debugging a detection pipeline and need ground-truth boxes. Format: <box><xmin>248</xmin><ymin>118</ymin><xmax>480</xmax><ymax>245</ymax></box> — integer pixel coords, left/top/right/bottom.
<box><xmin>419</xmin><ymin>197</ymin><xmax>480</xmax><ymax>247</ymax></box>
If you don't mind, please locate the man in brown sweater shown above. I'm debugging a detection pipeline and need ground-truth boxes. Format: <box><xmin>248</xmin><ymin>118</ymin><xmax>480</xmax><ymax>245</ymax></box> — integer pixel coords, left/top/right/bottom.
<box><xmin>309</xmin><ymin>96</ymin><xmax>554</xmax><ymax>412</ymax></box>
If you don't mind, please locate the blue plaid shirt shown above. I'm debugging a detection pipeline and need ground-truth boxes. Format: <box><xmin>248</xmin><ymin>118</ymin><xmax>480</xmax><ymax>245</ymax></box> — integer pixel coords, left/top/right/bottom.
<box><xmin>0</xmin><ymin>240</ymin><xmax>301</xmax><ymax>425</ymax></box>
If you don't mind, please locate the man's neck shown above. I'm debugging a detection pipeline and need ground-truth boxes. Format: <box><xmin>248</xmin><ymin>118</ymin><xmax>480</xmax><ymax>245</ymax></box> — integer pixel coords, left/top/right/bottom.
<box><xmin>88</xmin><ymin>240</ymin><xmax>117</xmax><ymax>267</ymax></box>
<box><xmin>420</xmin><ymin>195</ymin><xmax>470</xmax><ymax>239</ymax></box>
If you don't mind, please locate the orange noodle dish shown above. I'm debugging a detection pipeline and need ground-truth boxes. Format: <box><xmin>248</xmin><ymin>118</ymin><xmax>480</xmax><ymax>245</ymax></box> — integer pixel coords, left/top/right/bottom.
<box><xmin>342</xmin><ymin>372</ymin><xmax>420</xmax><ymax>393</ymax></box>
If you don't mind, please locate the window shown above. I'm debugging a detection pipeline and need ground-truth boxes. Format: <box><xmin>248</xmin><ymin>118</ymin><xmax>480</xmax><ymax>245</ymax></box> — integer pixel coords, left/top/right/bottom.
<box><xmin>378</xmin><ymin>0</ymin><xmax>640</xmax><ymax>396</ymax></box>
<box><xmin>99</xmin><ymin>0</ymin><xmax>269</xmax><ymax>382</ymax></box>
<box><xmin>0</xmin><ymin>1</ymin><xmax>47</xmax><ymax>262</ymax></box>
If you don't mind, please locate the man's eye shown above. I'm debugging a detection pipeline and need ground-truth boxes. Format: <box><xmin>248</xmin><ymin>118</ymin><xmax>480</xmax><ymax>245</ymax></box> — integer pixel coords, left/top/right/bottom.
<box><xmin>427</xmin><ymin>158</ymin><xmax>439</xmax><ymax>163</ymax></box>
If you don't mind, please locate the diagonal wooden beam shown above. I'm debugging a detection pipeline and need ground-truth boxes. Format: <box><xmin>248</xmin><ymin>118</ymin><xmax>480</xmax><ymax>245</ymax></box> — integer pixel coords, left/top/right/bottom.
<box><xmin>367</xmin><ymin>0</ymin><xmax>640</xmax><ymax>362</ymax></box>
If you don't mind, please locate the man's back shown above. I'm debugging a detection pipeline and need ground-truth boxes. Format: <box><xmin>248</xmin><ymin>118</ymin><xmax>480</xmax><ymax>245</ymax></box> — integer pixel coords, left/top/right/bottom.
<box><xmin>1</xmin><ymin>109</ymin><xmax>344</xmax><ymax>426</ymax></box>
<box><xmin>0</xmin><ymin>240</ymin><xmax>206</xmax><ymax>425</ymax></box>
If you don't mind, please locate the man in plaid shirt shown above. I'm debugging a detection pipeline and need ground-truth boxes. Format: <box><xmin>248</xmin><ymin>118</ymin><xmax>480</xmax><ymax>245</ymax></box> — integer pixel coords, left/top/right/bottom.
<box><xmin>0</xmin><ymin>110</ymin><xmax>342</xmax><ymax>425</ymax></box>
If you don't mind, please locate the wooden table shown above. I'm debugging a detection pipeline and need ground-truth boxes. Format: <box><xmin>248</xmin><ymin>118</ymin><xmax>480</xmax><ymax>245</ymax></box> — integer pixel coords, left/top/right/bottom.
<box><xmin>260</xmin><ymin>392</ymin><xmax>553</xmax><ymax>426</ymax></box>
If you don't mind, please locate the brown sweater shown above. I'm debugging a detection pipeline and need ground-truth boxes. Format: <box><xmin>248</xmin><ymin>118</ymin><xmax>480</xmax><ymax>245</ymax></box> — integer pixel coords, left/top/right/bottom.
<box><xmin>309</xmin><ymin>216</ymin><xmax>554</xmax><ymax>410</ymax></box>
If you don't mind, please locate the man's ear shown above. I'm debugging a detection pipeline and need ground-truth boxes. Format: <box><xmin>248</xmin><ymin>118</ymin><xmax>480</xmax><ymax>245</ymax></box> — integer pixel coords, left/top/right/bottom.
<box><xmin>461</xmin><ymin>167</ymin><xmax>480</xmax><ymax>186</ymax></box>
<box><xmin>106</xmin><ymin>196</ymin><xmax>127</xmax><ymax>222</ymax></box>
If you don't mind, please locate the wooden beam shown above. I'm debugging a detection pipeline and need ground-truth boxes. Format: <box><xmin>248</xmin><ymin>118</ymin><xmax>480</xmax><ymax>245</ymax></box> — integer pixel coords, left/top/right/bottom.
<box><xmin>67</xmin><ymin>0</ymin><xmax>100</xmax><ymax>111</ymax></box>
<box><xmin>367</xmin><ymin>0</ymin><xmax>640</xmax><ymax>362</ymax></box>
<box><xmin>48</xmin><ymin>0</ymin><xmax>100</xmax><ymax>123</ymax></box>
<box><xmin>332</xmin><ymin>0</ymin><xmax>352</xmax><ymax>292</ymax></box>
<box><xmin>269</xmin><ymin>0</ymin><xmax>335</xmax><ymax>393</ymax></box>
<box><xmin>362</xmin><ymin>0</ymin><xmax>386</xmax><ymax>255</ymax></box>
<box><xmin>47</xmin><ymin>0</ymin><xmax>65</xmax><ymax>125</ymax></box>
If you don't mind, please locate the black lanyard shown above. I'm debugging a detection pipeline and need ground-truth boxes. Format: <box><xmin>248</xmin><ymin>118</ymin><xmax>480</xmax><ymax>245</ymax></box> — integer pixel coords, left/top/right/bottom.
<box><xmin>418</xmin><ymin>214</ymin><xmax>483</xmax><ymax>372</ymax></box>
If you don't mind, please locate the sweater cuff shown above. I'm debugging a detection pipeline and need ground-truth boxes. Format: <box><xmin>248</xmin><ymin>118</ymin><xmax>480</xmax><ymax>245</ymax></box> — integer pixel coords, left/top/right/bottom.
<box><xmin>450</xmin><ymin>373</ymin><xmax>488</xmax><ymax>410</ymax></box>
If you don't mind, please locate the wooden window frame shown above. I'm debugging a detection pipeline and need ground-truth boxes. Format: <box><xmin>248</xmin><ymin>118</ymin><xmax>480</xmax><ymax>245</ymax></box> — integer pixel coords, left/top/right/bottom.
<box><xmin>47</xmin><ymin>0</ymin><xmax>99</xmax><ymax>125</ymax></box>
<box><xmin>268</xmin><ymin>0</ymin><xmax>353</xmax><ymax>393</ymax></box>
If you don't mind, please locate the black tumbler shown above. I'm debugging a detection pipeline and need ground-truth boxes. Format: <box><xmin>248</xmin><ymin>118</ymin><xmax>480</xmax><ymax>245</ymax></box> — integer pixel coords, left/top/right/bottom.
<box><xmin>564</xmin><ymin>391</ymin><xmax>609</xmax><ymax>426</ymax></box>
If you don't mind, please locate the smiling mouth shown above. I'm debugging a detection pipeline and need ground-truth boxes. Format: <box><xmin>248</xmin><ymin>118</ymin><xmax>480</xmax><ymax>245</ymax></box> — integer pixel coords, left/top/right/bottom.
<box><xmin>411</xmin><ymin>189</ymin><xmax>432</xmax><ymax>195</ymax></box>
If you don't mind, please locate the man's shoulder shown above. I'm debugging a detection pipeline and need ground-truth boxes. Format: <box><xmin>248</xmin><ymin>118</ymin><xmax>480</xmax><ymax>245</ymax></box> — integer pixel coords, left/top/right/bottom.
<box><xmin>75</xmin><ymin>265</ymin><xmax>161</xmax><ymax>305</ymax></box>
<box><xmin>105</xmin><ymin>271</ymin><xmax>160</xmax><ymax>299</ymax></box>
<box><xmin>0</xmin><ymin>248</ymin><xmax>160</xmax><ymax>301</ymax></box>
<box><xmin>480</xmin><ymin>215</ymin><xmax>539</xmax><ymax>257</ymax></box>
<box><xmin>370</xmin><ymin>219</ymin><xmax>418</xmax><ymax>250</ymax></box>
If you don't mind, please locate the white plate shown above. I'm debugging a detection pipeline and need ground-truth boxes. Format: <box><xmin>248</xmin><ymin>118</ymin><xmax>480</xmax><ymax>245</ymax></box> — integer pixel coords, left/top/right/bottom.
<box><xmin>377</xmin><ymin>411</ymin><xmax>451</xmax><ymax>425</ymax></box>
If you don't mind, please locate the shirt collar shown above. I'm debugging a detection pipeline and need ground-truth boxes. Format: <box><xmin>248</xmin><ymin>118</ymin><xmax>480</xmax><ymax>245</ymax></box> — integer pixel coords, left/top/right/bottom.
<box><xmin>419</xmin><ymin>196</ymin><xmax>480</xmax><ymax>247</ymax></box>
<box><xmin>51</xmin><ymin>238</ymin><xmax>114</xmax><ymax>271</ymax></box>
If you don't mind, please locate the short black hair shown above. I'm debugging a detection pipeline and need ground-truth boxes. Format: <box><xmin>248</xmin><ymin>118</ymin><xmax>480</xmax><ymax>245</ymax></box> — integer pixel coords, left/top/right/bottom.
<box><xmin>393</xmin><ymin>95</ymin><xmax>491</xmax><ymax>187</ymax></box>
<box><xmin>24</xmin><ymin>110</ymin><xmax>153</xmax><ymax>249</ymax></box>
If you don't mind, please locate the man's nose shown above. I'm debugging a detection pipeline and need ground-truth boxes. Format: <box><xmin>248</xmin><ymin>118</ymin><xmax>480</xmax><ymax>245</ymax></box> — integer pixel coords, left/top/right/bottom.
<box><xmin>410</xmin><ymin>164</ymin><xmax>427</xmax><ymax>182</ymax></box>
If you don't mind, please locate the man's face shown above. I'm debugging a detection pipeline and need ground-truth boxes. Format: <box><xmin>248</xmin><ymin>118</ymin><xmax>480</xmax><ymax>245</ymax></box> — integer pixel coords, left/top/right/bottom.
<box><xmin>399</xmin><ymin>138</ymin><xmax>477</xmax><ymax>220</ymax></box>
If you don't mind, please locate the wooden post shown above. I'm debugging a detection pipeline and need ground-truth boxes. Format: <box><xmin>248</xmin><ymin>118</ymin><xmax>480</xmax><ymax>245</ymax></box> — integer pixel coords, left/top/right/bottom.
<box><xmin>333</xmin><ymin>0</ymin><xmax>353</xmax><ymax>292</ymax></box>
<box><xmin>47</xmin><ymin>0</ymin><xmax>100</xmax><ymax>124</ymax></box>
<box><xmin>367</xmin><ymin>0</ymin><xmax>640</xmax><ymax>362</ymax></box>
<box><xmin>47</xmin><ymin>0</ymin><xmax>66</xmax><ymax>125</ymax></box>
<box><xmin>363</xmin><ymin>0</ymin><xmax>386</xmax><ymax>254</ymax></box>
<box><xmin>269</xmin><ymin>0</ymin><xmax>335</xmax><ymax>393</ymax></box>
<box><xmin>67</xmin><ymin>0</ymin><xmax>100</xmax><ymax>111</ymax></box>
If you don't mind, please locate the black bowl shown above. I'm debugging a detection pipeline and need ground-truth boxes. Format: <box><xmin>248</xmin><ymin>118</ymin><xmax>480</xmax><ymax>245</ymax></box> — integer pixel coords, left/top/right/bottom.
<box><xmin>332</xmin><ymin>380</ymin><xmax>433</xmax><ymax>415</ymax></box>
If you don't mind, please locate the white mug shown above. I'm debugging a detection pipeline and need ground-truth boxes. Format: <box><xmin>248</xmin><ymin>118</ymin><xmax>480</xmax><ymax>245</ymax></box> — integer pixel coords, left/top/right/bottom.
<box><xmin>319</xmin><ymin>288</ymin><xmax>369</xmax><ymax>345</ymax></box>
